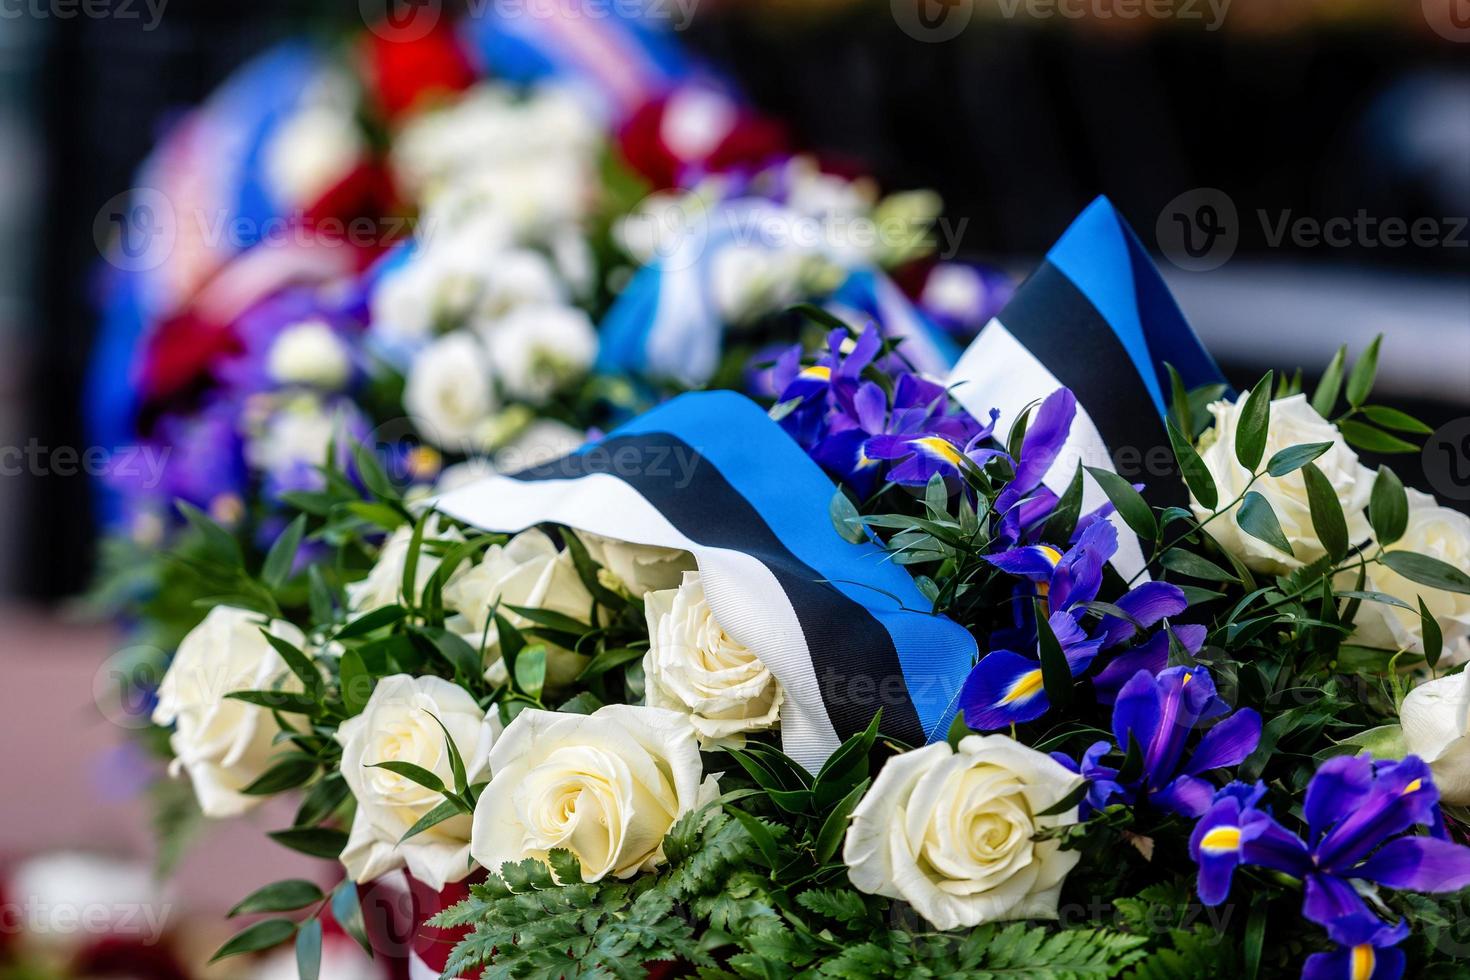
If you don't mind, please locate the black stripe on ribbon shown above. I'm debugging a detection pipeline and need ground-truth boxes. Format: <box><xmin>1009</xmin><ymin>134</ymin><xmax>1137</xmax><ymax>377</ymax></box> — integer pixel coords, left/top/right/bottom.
<box><xmin>998</xmin><ymin>261</ymin><xmax>1186</xmax><ymax>508</ymax></box>
<box><xmin>511</xmin><ymin>433</ymin><xmax>926</xmax><ymax>745</ymax></box>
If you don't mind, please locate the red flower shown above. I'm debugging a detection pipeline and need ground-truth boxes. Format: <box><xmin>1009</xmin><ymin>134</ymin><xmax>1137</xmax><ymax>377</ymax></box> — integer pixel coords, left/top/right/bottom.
<box><xmin>360</xmin><ymin>21</ymin><xmax>477</xmax><ymax>122</ymax></box>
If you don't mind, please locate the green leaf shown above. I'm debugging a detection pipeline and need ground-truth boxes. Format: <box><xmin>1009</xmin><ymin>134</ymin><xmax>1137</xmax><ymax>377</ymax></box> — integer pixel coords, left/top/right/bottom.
<box><xmin>1167</xmin><ymin>418</ymin><xmax>1217</xmax><ymax>511</ymax></box>
<box><xmin>338</xmin><ymin>648</ymin><xmax>374</xmax><ymax>716</ymax></box>
<box><xmin>226</xmin><ymin>690</ymin><xmax>319</xmax><ymax>714</ymax></box>
<box><xmin>295</xmin><ymin>774</ymin><xmax>350</xmax><ymax>827</ymax></box>
<box><xmin>400</xmin><ymin>509</ymin><xmax>431</xmax><ymax>608</ymax></box>
<box><xmin>1034</xmin><ymin>602</ymin><xmax>1072</xmax><ymax>711</ymax></box>
<box><xmin>367</xmin><ymin>761</ymin><xmax>445</xmax><ymax>795</ymax></box>
<box><xmin>1420</xmin><ymin>597</ymin><xmax>1444</xmax><ymax>670</ymax></box>
<box><xmin>228</xmin><ymin>880</ymin><xmax>324</xmax><ymax>917</ymax></box>
<box><xmin>296</xmin><ymin>919</ymin><xmax>322</xmax><ymax>980</ymax></box>
<box><xmin>261</xmin><ymin>631</ymin><xmax>323</xmax><ymax>701</ymax></box>
<box><xmin>400</xmin><ymin>798</ymin><xmax>465</xmax><ymax>844</ymax></box>
<box><xmin>1160</xmin><ymin>548</ymin><xmax>1239</xmax><ymax>584</ymax></box>
<box><xmin>414</xmin><ymin>626</ymin><xmax>482</xmax><ymax>680</ymax></box>
<box><xmin>1085</xmin><ymin>467</ymin><xmax>1156</xmax><ymax>542</ymax></box>
<box><xmin>210</xmin><ymin>919</ymin><xmax>297</xmax><ymax>962</ymax></box>
<box><xmin>577</xmin><ymin>646</ymin><xmax>645</xmax><ymax>681</ymax></box>
<box><xmin>729</xmin><ymin>807</ymin><xmax>782</xmax><ymax>869</ymax></box>
<box><xmin>925</xmin><ymin>471</ymin><xmax>950</xmax><ymax>519</ymax></box>
<box><xmin>1116</xmin><ymin>733</ymin><xmax>1145</xmax><ymax>785</ymax></box>
<box><xmin>1312</xmin><ymin>344</ymin><xmax>1347</xmax><ymax>417</ymax></box>
<box><xmin>1043</xmin><ymin>462</ymin><xmax>1085</xmax><ymax>546</ymax></box>
<box><xmin>261</xmin><ymin>515</ymin><xmax>306</xmax><ymax>590</ymax></box>
<box><xmin>1034</xmin><ymin>779</ymin><xmax>1091</xmax><ymax>818</ymax></box>
<box><xmin>1166</xmin><ymin>362</ymin><xmax>1193</xmax><ymax>438</ymax></box>
<box><xmin>514</xmin><ymin>644</ymin><xmax>548</xmax><ymax>700</ymax></box>
<box><xmin>1345</xmin><ymin>334</ymin><xmax>1382</xmax><ymax>408</ymax></box>
<box><xmin>503</xmin><ymin>605</ymin><xmax>593</xmax><ymax>635</ymax></box>
<box><xmin>268</xmin><ymin>827</ymin><xmax>349</xmax><ymax>860</ymax></box>
<box><xmin>1361</xmin><ymin>405</ymin><xmax>1432</xmax><ymax>434</ymax></box>
<box><xmin>830</xmin><ymin>488</ymin><xmax>866</xmax><ymax>544</ymax></box>
<box><xmin>1302</xmin><ymin>462</ymin><xmax>1349</xmax><ymax>562</ymax></box>
<box><xmin>424</xmin><ymin>711</ymin><xmax>468</xmax><ymax>793</ymax></box>
<box><xmin>331</xmin><ymin>881</ymin><xmax>372</xmax><ymax>958</ymax></box>
<box><xmin>307</xmin><ymin>566</ymin><xmax>336</xmax><ymax>627</ymax></box>
<box><xmin>1265</xmin><ymin>442</ymin><xmax>1333</xmax><ymax>478</ymax></box>
<box><xmin>1234</xmin><ymin>372</ymin><xmax>1274</xmax><ymax>471</ymax></box>
<box><xmin>1339</xmin><ymin>420</ymin><xmax>1417</xmax><ymax>454</ymax></box>
<box><xmin>1237</xmin><ymin>491</ymin><xmax>1294</xmax><ymax>558</ymax></box>
<box><xmin>1368</xmin><ymin>466</ymin><xmax>1408</xmax><ymax>547</ymax></box>
<box><xmin>176</xmin><ymin>500</ymin><xmax>244</xmax><ymax>568</ymax></box>
<box><xmin>336</xmin><ymin>604</ymin><xmax>408</xmax><ymax>639</ymax></box>
<box><xmin>1380</xmin><ymin>552</ymin><xmax>1470</xmax><ymax>596</ymax></box>
<box><xmin>240</xmin><ymin>755</ymin><xmax>319</xmax><ymax>796</ymax></box>
<box><xmin>1244</xmin><ymin>894</ymin><xmax>1267</xmax><ymax>980</ymax></box>
<box><xmin>814</xmin><ymin>777</ymin><xmax>871</xmax><ymax>863</ymax></box>
<box><xmin>353</xmin><ymin>442</ymin><xmax>396</xmax><ymax>500</ymax></box>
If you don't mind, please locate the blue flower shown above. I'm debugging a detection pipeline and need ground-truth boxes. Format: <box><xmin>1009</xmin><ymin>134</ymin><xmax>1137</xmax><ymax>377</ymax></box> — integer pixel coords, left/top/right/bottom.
<box><xmin>959</xmin><ymin>520</ymin><xmax>1190</xmax><ymax>730</ymax></box>
<box><xmin>1302</xmin><ymin>915</ymin><xmax>1408</xmax><ymax>980</ymax></box>
<box><xmin>1190</xmin><ymin>757</ymin><xmax>1470</xmax><ymax>976</ymax></box>
<box><xmin>1065</xmin><ymin>666</ymin><xmax>1261</xmax><ymax>818</ymax></box>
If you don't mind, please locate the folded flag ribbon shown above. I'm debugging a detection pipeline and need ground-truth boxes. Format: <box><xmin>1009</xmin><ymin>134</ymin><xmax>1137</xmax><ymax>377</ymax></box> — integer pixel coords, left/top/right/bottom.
<box><xmin>597</xmin><ymin>199</ymin><xmax>959</xmax><ymax>387</ymax></box>
<box><xmin>435</xmin><ymin>390</ymin><xmax>977</xmax><ymax>771</ymax></box>
<box><xmin>947</xmin><ymin>196</ymin><xmax>1228</xmax><ymax>581</ymax></box>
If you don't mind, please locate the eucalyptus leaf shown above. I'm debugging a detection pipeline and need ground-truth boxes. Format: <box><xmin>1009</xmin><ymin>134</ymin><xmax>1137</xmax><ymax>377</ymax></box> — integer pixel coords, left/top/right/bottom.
<box><xmin>1311</xmin><ymin>345</ymin><xmax>1346</xmax><ymax>417</ymax></box>
<box><xmin>1237</xmin><ymin>492</ymin><xmax>1294</xmax><ymax>558</ymax></box>
<box><xmin>1167</xmin><ymin>417</ymin><xmax>1217</xmax><ymax>511</ymax></box>
<box><xmin>261</xmin><ymin>515</ymin><xmax>306</xmax><ymax>591</ymax></box>
<box><xmin>829</xmin><ymin>488</ymin><xmax>866</xmax><ymax>544</ymax></box>
<box><xmin>1380</xmin><ymin>552</ymin><xmax>1470</xmax><ymax>596</ymax></box>
<box><xmin>1302</xmin><ymin>463</ymin><xmax>1349</xmax><ymax>562</ymax></box>
<box><xmin>1420</xmin><ymin>596</ymin><xmax>1445</xmax><ymax>670</ymax></box>
<box><xmin>1344</xmin><ymin>334</ymin><xmax>1382</xmax><ymax>408</ymax></box>
<box><xmin>210</xmin><ymin>919</ymin><xmax>297</xmax><ymax>962</ymax></box>
<box><xmin>1265</xmin><ymin>442</ymin><xmax>1332</xmax><ymax>478</ymax></box>
<box><xmin>1084</xmin><ymin>467</ymin><xmax>1156</xmax><ymax>542</ymax></box>
<box><xmin>296</xmin><ymin>919</ymin><xmax>323</xmax><ymax>980</ymax></box>
<box><xmin>1339</xmin><ymin>420</ymin><xmax>1416</xmax><ymax>455</ymax></box>
<box><xmin>1368</xmin><ymin>466</ymin><xmax>1408</xmax><ymax>547</ymax></box>
<box><xmin>1234</xmin><ymin>372</ymin><xmax>1274</xmax><ymax>472</ymax></box>
<box><xmin>228</xmin><ymin>880</ymin><xmax>324</xmax><ymax>917</ymax></box>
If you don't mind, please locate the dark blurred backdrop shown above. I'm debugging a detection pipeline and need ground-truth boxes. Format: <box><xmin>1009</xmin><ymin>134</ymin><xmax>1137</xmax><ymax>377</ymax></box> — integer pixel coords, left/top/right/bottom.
<box><xmin>4</xmin><ymin>0</ymin><xmax>1467</xmax><ymax>600</ymax></box>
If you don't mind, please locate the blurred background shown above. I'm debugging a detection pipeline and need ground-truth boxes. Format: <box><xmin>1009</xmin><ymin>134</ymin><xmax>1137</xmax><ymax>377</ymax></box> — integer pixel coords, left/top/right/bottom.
<box><xmin>0</xmin><ymin>0</ymin><xmax>1465</xmax><ymax>974</ymax></box>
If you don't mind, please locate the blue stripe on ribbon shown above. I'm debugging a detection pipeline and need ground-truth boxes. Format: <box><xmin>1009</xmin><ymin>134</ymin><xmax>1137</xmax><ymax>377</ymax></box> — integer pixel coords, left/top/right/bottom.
<box><xmin>830</xmin><ymin>267</ymin><xmax>962</xmax><ymax>374</ymax></box>
<box><xmin>613</xmin><ymin>390</ymin><xmax>976</xmax><ymax>742</ymax></box>
<box><xmin>1045</xmin><ymin>196</ymin><xmax>1226</xmax><ymax>418</ymax></box>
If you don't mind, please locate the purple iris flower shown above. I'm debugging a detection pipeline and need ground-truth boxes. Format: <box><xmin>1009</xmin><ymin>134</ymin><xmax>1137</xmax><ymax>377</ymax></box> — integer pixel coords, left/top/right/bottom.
<box><xmin>959</xmin><ymin>519</ymin><xmax>1190</xmax><ymax>730</ymax></box>
<box><xmin>771</xmin><ymin>323</ymin><xmax>882</xmax><ymax>449</ymax></box>
<box><xmin>107</xmin><ymin>397</ymin><xmax>247</xmax><ymax>515</ymax></box>
<box><xmin>1191</xmin><ymin>757</ymin><xmax>1470</xmax><ymax>977</ymax></box>
<box><xmin>1060</xmin><ymin>665</ymin><xmax>1261</xmax><ymax>818</ymax></box>
<box><xmin>1302</xmin><ymin>915</ymin><xmax>1408</xmax><ymax>980</ymax></box>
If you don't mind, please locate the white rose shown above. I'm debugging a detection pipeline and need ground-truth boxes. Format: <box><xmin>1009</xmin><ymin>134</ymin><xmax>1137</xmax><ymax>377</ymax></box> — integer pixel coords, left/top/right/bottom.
<box><xmin>578</xmin><ymin>531</ymin><xmax>695</xmax><ymax>598</ymax></box>
<box><xmin>482</xmin><ymin>305</ymin><xmax>597</xmax><ymax>406</ymax></box>
<box><xmin>1193</xmin><ymin>391</ymin><xmax>1374</xmax><ymax>574</ymax></box>
<box><xmin>1400</xmin><ymin>672</ymin><xmax>1470</xmax><ymax>805</ymax></box>
<box><xmin>404</xmin><ymin>331</ymin><xmax>497</xmax><ymax>452</ymax></box>
<box><xmin>337</xmin><ymin>675</ymin><xmax>498</xmax><ymax>890</ymax></box>
<box><xmin>267</xmin><ymin>320</ymin><xmax>352</xmax><ymax>389</ymax></box>
<box><xmin>643</xmin><ymin>571</ymin><xmax>782</xmax><ymax>747</ymax></box>
<box><xmin>443</xmin><ymin>528</ymin><xmax>596</xmax><ymax>688</ymax></box>
<box><xmin>347</xmin><ymin>515</ymin><xmax>465</xmax><ymax>615</ymax></box>
<box><xmin>843</xmin><ymin>734</ymin><xmax>1083</xmax><ymax>931</ymax></box>
<box><xmin>1353</xmin><ymin>489</ymin><xmax>1470</xmax><ymax>663</ymax></box>
<box><xmin>470</xmin><ymin>705</ymin><xmax>715</xmax><ymax>882</ymax></box>
<box><xmin>152</xmin><ymin>607</ymin><xmax>307</xmax><ymax>818</ymax></box>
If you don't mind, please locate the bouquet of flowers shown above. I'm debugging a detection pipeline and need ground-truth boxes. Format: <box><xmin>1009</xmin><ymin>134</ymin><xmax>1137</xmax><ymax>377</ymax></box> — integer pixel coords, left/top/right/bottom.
<box><xmin>86</xmin><ymin>8</ymin><xmax>990</xmax><ymax>659</ymax></box>
<box><xmin>122</xmin><ymin>182</ymin><xmax>1470</xmax><ymax>980</ymax></box>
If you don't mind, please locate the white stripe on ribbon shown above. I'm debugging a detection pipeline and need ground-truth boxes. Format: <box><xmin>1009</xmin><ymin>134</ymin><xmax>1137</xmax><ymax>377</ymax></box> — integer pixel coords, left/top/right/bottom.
<box><xmin>948</xmin><ymin>319</ymin><xmax>1149</xmax><ymax>582</ymax></box>
<box><xmin>435</xmin><ymin>472</ymin><xmax>844</xmax><ymax>771</ymax></box>
<box><xmin>409</xmin><ymin>950</ymin><xmax>444</xmax><ymax>980</ymax></box>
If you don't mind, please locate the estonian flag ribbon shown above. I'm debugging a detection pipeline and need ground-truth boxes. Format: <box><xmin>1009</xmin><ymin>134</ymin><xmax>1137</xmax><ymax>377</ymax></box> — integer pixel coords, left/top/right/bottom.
<box><xmin>436</xmin><ymin>390</ymin><xmax>978</xmax><ymax>771</ymax></box>
<box><xmin>947</xmin><ymin>197</ymin><xmax>1228</xmax><ymax>581</ymax></box>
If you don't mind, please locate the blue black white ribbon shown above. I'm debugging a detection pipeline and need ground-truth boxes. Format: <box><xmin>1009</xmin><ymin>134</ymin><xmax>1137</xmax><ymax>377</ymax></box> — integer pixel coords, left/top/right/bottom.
<box><xmin>435</xmin><ymin>389</ymin><xmax>977</xmax><ymax>770</ymax></box>
<box><xmin>947</xmin><ymin>196</ymin><xmax>1227</xmax><ymax>580</ymax></box>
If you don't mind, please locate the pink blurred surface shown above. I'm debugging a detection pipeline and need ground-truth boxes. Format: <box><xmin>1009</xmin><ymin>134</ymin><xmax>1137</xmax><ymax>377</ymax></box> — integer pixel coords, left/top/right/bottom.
<box><xmin>0</xmin><ymin>605</ymin><xmax>334</xmax><ymax>913</ymax></box>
